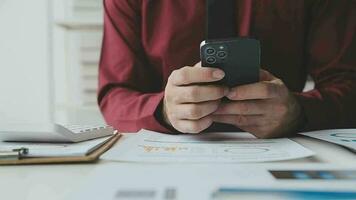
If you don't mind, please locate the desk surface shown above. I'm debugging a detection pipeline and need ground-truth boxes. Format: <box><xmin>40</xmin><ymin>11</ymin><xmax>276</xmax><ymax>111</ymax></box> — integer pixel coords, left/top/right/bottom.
<box><xmin>0</xmin><ymin>135</ymin><xmax>355</xmax><ymax>200</ymax></box>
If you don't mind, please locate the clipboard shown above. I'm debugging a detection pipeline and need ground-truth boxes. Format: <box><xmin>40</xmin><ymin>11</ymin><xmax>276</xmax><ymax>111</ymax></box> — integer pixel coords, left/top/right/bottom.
<box><xmin>0</xmin><ymin>133</ymin><xmax>121</xmax><ymax>165</ymax></box>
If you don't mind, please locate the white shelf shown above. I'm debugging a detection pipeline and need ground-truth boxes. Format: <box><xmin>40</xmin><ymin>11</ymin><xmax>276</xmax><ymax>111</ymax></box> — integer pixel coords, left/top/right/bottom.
<box><xmin>55</xmin><ymin>104</ymin><xmax>104</xmax><ymax>124</ymax></box>
<box><xmin>55</xmin><ymin>19</ymin><xmax>103</xmax><ymax>30</ymax></box>
<box><xmin>53</xmin><ymin>1</ymin><xmax>104</xmax><ymax>124</ymax></box>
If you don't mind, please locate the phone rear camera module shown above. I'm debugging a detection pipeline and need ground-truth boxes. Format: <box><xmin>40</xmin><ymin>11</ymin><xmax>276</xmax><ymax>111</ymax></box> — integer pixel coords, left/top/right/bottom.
<box><xmin>206</xmin><ymin>56</ymin><xmax>217</xmax><ymax>64</ymax></box>
<box><xmin>205</xmin><ymin>47</ymin><xmax>216</xmax><ymax>55</ymax></box>
<box><xmin>217</xmin><ymin>51</ymin><xmax>227</xmax><ymax>59</ymax></box>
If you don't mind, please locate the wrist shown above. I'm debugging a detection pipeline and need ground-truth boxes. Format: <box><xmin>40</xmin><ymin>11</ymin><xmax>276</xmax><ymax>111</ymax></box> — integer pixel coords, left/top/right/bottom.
<box><xmin>288</xmin><ymin>93</ymin><xmax>306</xmax><ymax>134</ymax></box>
<box><xmin>155</xmin><ymin>96</ymin><xmax>178</xmax><ymax>133</ymax></box>
<box><xmin>162</xmin><ymin>98</ymin><xmax>172</xmax><ymax>127</ymax></box>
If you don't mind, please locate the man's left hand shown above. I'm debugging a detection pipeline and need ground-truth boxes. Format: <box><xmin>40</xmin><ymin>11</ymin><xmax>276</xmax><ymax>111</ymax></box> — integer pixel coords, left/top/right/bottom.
<box><xmin>213</xmin><ymin>69</ymin><xmax>303</xmax><ymax>138</ymax></box>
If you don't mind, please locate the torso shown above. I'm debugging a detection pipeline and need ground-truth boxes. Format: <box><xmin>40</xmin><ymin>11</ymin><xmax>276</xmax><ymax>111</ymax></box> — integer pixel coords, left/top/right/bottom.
<box><xmin>140</xmin><ymin>0</ymin><xmax>311</xmax><ymax>91</ymax></box>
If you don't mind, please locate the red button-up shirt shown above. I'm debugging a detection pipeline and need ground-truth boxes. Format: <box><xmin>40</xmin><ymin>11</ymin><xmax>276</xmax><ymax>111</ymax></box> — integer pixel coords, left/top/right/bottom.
<box><xmin>98</xmin><ymin>0</ymin><xmax>356</xmax><ymax>133</ymax></box>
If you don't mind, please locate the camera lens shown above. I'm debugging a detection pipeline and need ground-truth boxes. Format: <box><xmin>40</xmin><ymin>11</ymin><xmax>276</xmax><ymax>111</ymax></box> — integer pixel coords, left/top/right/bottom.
<box><xmin>217</xmin><ymin>51</ymin><xmax>227</xmax><ymax>58</ymax></box>
<box><xmin>206</xmin><ymin>56</ymin><xmax>216</xmax><ymax>64</ymax></box>
<box><xmin>205</xmin><ymin>47</ymin><xmax>216</xmax><ymax>55</ymax></box>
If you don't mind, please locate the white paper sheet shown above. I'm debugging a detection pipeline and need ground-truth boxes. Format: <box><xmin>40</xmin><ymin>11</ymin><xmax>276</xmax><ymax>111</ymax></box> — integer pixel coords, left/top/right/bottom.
<box><xmin>70</xmin><ymin>163</ymin><xmax>356</xmax><ymax>200</ymax></box>
<box><xmin>69</xmin><ymin>163</ymin><xmax>273</xmax><ymax>200</ymax></box>
<box><xmin>300</xmin><ymin>129</ymin><xmax>356</xmax><ymax>152</ymax></box>
<box><xmin>102</xmin><ymin>130</ymin><xmax>314</xmax><ymax>163</ymax></box>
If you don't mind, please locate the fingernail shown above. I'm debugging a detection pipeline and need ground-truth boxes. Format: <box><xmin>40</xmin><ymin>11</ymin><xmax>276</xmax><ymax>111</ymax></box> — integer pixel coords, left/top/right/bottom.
<box><xmin>212</xmin><ymin>70</ymin><xmax>225</xmax><ymax>79</ymax></box>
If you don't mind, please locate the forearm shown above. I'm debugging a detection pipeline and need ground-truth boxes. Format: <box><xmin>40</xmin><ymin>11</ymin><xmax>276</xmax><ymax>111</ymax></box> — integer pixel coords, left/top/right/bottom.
<box><xmin>99</xmin><ymin>87</ymin><xmax>172</xmax><ymax>133</ymax></box>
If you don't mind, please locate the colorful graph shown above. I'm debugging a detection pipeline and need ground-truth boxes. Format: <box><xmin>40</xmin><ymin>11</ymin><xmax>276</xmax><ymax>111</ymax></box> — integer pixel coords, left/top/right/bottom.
<box><xmin>139</xmin><ymin>145</ymin><xmax>189</xmax><ymax>153</ymax></box>
<box><xmin>138</xmin><ymin>145</ymin><xmax>272</xmax><ymax>157</ymax></box>
<box><xmin>330</xmin><ymin>133</ymin><xmax>356</xmax><ymax>142</ymax></box>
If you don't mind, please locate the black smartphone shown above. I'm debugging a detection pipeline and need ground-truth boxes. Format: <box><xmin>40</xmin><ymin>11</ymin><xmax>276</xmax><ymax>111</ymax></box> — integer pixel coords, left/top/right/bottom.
<box><xmin>200</xmin><ymin>38</ymin><xmax>260</xmax><ymax>87</ymax></box>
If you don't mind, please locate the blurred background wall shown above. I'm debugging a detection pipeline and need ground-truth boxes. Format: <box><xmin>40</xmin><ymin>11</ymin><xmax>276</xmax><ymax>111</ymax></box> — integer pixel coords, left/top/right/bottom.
<box><xmin>0</xmin><ymin>0</ymin><xmax>105</xmax><ymax>125</ymax></box>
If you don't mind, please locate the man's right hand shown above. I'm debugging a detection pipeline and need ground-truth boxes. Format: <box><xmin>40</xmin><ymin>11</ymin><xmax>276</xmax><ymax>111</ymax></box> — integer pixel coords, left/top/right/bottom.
<box><xmin>163</xmin><ymin>62</ymin><xmax>229</xmax><ymax>134</ymax></box>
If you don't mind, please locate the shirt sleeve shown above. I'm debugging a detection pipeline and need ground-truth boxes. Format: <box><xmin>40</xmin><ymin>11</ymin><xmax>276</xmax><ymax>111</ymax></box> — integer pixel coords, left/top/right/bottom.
<box><xmin>98</xmin><ymin>0</ymin><xmax>171</xmax><ymax>133</ymax></box>
<box><xmin>294</xmin><ymin>0</ymin><xmax>356</xmax><ymax>131</ymax></box>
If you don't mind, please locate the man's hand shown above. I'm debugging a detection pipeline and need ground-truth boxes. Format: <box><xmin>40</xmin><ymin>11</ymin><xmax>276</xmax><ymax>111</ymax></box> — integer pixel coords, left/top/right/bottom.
<box><xmin>213</xmin><ymin>70</ymin><xmax>303</xmax><ymax>138</ymax></box>
<box><xmin>163</xmin><ymin>62</ymin><xmax>229</xmax><ymax>134</ymax></box>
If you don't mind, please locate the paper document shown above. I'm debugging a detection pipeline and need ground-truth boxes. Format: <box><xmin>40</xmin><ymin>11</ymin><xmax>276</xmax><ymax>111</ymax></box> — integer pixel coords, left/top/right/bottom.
<box><xmin>0</xmin><ymin>136</ymin><xmax>112</xmax><ymax>157</ymax></box>
<box><xmin>103</xmin><ymin>130</ymin><xmax>314</xmax><ymax>163</ymax></box>
<box><xmin>70</xmin><ymin>164</ymin><xmax>356</xmax><ymax>200</ymax></box>
<box><xmin>300</xmin><ymin>129</ymin><xmax>356</xmax><ymax>152</ymax></box>
<box><xmin>70</xmin><ymin>164</ymin><xmax>273</xmax><ymax>200</ymax></box>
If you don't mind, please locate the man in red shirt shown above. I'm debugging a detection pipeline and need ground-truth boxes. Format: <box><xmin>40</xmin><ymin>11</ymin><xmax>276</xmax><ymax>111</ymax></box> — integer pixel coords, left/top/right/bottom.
<box><xmin>98</xmin><ymin>0</ymin><xmax>356</xmax><ymax>138</ymax></box>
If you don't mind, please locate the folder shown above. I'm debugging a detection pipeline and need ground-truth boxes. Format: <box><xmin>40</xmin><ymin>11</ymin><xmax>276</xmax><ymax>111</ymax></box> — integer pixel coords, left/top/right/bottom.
<box><xmin>0</xmin><ymin>133</ymin><xmax>121</xmax><ymax>165</ymax></box>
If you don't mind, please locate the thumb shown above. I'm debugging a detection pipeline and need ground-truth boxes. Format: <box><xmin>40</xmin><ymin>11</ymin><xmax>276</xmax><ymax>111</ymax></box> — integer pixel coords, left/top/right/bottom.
<box><xmin>259</xmin><ymin>69</ymin><xmax>275</xmax><ymax>81</ymax></box>
<box><xmin>193</xmin><ymin>61</ymin><xmax>202</xmax><ymax>68</ymax></box>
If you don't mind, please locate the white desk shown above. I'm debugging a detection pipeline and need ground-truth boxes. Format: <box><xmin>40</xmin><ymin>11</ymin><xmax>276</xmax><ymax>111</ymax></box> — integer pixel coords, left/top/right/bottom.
<box><xmin>0</xmin><ymin>135</ymin><xmax>355</xmax><ymax>200</ymax></box>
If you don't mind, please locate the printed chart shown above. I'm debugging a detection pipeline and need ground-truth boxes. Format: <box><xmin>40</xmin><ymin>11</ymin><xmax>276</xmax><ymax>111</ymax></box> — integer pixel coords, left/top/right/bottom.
<box><xmin>103</xmin><ymin>130</ymin><xmax>314</xmax><ymax>163</ymax></box>
<box><xmin>301</xmin><ymin>129</ymin><xmax>356</xmax><ymax>152</ymax></box>
<box><xmin>330</xmin><ymin>133</ymin><xmax>356</xmax><ymax>142</ymax></box>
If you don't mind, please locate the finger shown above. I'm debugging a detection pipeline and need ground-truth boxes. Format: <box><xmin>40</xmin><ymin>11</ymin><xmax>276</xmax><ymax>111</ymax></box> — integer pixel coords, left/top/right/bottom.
<box><xmin>226</xmin><ymin>81</ymin><xmax>279</xmax><ymax>100</ymax></box>
<box><xmin>169</xmin><ymin>65</ymin><xmax>225</xmax><ymax>86</ymax></box>
<box><xmin>238</xmin><ymin>125</ymin><xmax>275</xmax><ymax>139</ymax></box>
<box><xmin>173</xmin><ymin>100</ymin><xmax>220</xmax><ymax>120</ymax></box>
<box><xmin>259</xmin><ymin>69</ymin><xmax>275</xmax><ymax>81</ymax></box>
<box><xmin>214</xmin><ymin>100</ymin><xmax>267</xmax><ymax>115</ymax></box>
<box><xmin>174</xmin><ymin>116</ymin><xmax>213</xmax><ymax>134</ymax></box>
<box><xmin>176</xmin><ymin>85</ymin><xmax>229</xmax><ymax>103</ymax></box>
<box><xmin>212</xmin><ymin>114</ymin><xmax>265</xmax><ymax>127</ymax></box>
<box><xmin>237</xmin><ymin>125</ymin><xmax>264</xmax><ymax>138</ymax></box>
